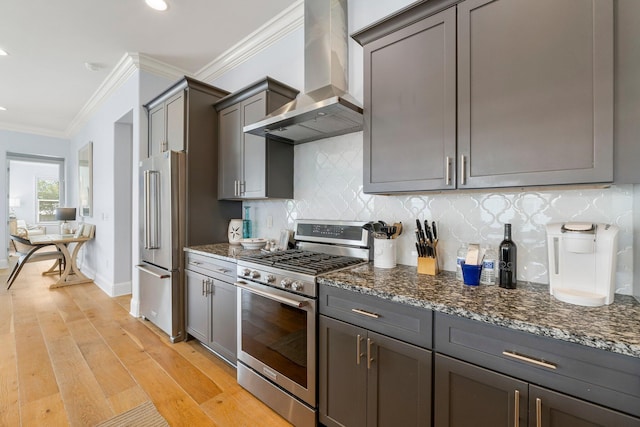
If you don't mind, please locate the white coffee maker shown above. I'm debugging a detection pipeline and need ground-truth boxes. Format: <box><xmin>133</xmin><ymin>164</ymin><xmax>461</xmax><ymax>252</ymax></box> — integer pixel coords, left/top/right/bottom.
<box><xmin>546</xmin><ymin>222</ymin><xmax>618</xmax><ymax>306</ymax></box>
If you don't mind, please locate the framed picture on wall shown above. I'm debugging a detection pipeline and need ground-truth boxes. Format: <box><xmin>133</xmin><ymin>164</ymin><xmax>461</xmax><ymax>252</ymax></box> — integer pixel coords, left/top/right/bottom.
<box><xmin>78</xmin><ymin>142</ymin><xmax>93</xmax><ymax>217</ymax></box>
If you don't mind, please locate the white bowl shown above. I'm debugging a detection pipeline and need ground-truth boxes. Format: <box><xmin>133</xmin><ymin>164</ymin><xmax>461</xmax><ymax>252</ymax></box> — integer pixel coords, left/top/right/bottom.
<box><xmin>240</xmin><ymin>238</ymin><xmax>267</xmax><ymax>250</ymax></box>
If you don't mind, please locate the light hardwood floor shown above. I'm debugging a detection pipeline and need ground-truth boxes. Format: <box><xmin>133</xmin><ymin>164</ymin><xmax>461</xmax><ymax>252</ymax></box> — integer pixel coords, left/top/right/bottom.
<box><xmin>0</xmin><ymin>259</ymin><xmax>292</xmax><ymax>427</ymax></box>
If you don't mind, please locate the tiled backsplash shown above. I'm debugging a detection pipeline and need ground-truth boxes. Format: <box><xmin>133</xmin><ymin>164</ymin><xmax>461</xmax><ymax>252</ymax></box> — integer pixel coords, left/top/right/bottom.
<box><xmin>246</xmin><ymin>132</ymin><xmax>634</xmax><ymax>295</ymax></box>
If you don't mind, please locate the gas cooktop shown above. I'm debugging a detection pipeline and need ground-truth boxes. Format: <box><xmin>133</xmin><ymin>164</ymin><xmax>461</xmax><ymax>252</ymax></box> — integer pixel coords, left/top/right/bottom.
<box><xmin>238</xmin><ymin>249</ymin><xmax>366</xmax><ymax>276</ymax></box>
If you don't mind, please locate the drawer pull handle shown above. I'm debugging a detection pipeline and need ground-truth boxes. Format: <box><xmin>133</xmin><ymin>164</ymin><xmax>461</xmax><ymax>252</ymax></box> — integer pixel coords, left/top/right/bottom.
<box><xmin>189</xmin><ymin>261</ymin><xmax>202</xmax><ymax>266</ymax></box>
<box><xmin>502</xmin><ymin>351</ymin><xmax>557</xmax><ymax>370</ymax></box>
<box><xmin>514</xmin><ymin>389</ymin><xmax>520</xmax><ymax>427</ymax></box>
<box><xmin>351</xmin><ymin>308</ymin><xmax>380</xmax><ymax>319</ymax></box>
<box><xmin>217</xmin><ymin>268</ymin><xmax>230</xmax><ymax>274</ymax></box>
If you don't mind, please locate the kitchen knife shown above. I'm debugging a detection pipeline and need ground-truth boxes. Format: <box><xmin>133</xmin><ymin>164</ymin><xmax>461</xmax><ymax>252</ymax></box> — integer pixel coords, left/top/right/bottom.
<box><xmin>416</xmin><ymin>219</ymin><xmax>426</xmax><ymax>242</ymax></box>
<box><xmin>432</xmin><ymin>221</ymin><xmax>437</xmax><ymax>241</ymax></box>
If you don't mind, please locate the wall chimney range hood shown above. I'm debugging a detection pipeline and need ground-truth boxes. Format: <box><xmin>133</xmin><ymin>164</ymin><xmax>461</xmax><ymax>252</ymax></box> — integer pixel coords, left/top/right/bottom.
<box><xmin>243</xmin><ymin>0</ymin><xmax>363</xmax><ymax>144</ymax></box>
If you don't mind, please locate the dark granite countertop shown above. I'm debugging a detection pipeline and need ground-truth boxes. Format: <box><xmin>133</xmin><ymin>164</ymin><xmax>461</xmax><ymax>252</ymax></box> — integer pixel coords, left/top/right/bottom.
<box><xmin>184</xmin><ymin>243</ymin><xmax>640</xmax><ymax>359</ymax></box>
<box><xmin>319</xmin><ymin>263</ymin><xmax>640</xmax><ymax>359</ymax></box>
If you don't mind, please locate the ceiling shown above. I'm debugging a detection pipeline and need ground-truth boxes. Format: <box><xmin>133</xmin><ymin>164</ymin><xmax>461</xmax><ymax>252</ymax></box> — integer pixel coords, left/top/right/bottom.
<box><xmin>0</xmin><ymin>0</ymin><xmax>299</xmax><ymax>138</ymax></box>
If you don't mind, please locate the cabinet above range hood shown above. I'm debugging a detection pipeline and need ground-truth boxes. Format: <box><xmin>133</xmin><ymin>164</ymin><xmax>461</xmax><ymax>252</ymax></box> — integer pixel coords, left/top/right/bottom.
<box><xmin>243</xmin><ymin>0</ymin><xmax>363</xmax><ymax>145</ymax></box>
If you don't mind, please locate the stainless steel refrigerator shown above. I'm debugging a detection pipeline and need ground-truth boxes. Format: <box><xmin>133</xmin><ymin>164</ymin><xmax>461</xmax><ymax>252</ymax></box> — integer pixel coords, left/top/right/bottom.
<box><xmin>137</xmin><ymin>151</ymin><xmax>186</xmax><ymax>342</ymax></box>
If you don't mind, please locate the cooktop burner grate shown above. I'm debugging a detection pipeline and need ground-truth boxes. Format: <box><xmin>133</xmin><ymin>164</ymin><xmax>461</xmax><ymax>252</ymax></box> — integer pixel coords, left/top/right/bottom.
<box><xmin>238</xmin><ymin>249</ymin><xmax>365</xmax><ymax>275</ymax></box>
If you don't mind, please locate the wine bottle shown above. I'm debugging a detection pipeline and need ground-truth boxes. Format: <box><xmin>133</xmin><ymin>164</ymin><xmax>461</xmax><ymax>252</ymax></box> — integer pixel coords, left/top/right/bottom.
<box><xmin>499</xmin><ymin>224</ymin><xmax>517</xmax><ymax>289</ymax></box>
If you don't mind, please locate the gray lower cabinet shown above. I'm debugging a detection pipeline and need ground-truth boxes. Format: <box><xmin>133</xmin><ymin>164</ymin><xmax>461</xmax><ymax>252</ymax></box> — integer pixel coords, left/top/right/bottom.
<box><xmin>435</xmin><ymin>354</ymin><xmax>640</xmax><ymax>427</ymax></box>
<box><xmin>319</xmin><ymin>315</ymin><xmax>432</xmax><ymax>427</ymax></box>
<box><xmin>215</xmin><ymin>77</ymin><xmax>299</xmax><ymax>200</ymax></box>
<box><xmin>434</xmin><ymin>312</ymin><xmax>640</xmax><ymax>426</ymax></box>
<box><xmin>318</xmin><ymin>285</ymin><xmax>433</xmax><ymax>427</ymax></box>
<box><xmin>353</xmin><ymin>0</ymin><xmax>614</xmax><ymax>193</ymax></box>
<box><xmin>185</xmin><ymin>252</ymin><xmax>237</xmax><ymax>365</ymax></box>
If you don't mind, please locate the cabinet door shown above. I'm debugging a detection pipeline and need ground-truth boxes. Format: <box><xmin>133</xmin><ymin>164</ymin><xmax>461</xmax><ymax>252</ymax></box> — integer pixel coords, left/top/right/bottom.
<box><xmin>529</xmin><ymin>385</ymin><xmax>640</xmax><ymax>427</ymax></box>
<box><xmin>165</xmin><ymin>91</ymin><xmax>185</xmax><ymax>152</ymax></box>
<box><xmin>367</xmin><ymin>331</ymin><xmax>431</xmax><ymax>427</ymax></box>
<box><xmin>363</xmin><ymin>7</ymin><xmax>456</xmax><ymax>193</ymax></box>
<box><xmin>319</xmin><ymin>315</ymin><xmax>368</xmax><ymax>427</ymax></box>
<box><xmin>457</xmin><ymin>0</ymin><xmax>613</xmax><ymax>188</ymax></box>
<box><xmin>242</xmin><ymin>93</ymin><xmax>267</xmax><ymax>198</ymax></box>
<box><xmin>148</xmin><ymin>104</ymin><xmax>165</xmax><ymax>157</ymax></box>
<box><xmin>209</xmin><ymin>278</ymin><xmax>237</xmax><ymax>365</ymax></box>
<box><xmin>218</xmin><ymin>104</ymin><xmax>243</xmax><ymax>199</ymax></box>
<box><xmin>434</xmin><ymin>354</ymin><xmax>527</xmax><ymax>427</ymax></box>
<box><xmin>185</xmin><ymin>269</ymin><xmax>209</xmax><ymax>343</ymax></box>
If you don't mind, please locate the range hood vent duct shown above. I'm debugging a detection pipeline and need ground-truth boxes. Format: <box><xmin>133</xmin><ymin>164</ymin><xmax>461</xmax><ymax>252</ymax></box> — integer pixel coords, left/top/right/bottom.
<box><xmin>243</xmin><ymin>0</ymin><xmax>363</xmax><ymax>144</ymax></box>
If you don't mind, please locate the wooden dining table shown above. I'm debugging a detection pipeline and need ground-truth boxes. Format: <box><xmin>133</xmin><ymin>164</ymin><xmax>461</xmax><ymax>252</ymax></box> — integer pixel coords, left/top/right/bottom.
<box><xmin>27</xmin><ymin>233</ymin><xmax>94</xmax><ymax>288</ymax></box>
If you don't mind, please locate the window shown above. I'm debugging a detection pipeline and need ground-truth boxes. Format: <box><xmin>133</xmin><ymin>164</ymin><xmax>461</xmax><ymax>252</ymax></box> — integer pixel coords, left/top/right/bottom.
<box><xmin>7</xmin><ymin>153</ymin><xmax>65</xmax><ymax>224</ymax></box>
<box><xmin>36</xmin><ymin>177</ymin><xmax>60</xmax><ymax>222</ymax></box>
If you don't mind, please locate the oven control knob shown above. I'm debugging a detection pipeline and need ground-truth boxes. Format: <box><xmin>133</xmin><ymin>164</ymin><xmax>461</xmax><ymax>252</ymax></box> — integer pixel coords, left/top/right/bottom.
<box><xmin>291</xmin><ymin>281</ymin><xmax>304</xmax><ymax>292</ymax></box>
<box><xmin>280</xmin><ymin>278</ymin><xmax>293</xmax><ymax>289</ymax></box>
<box><xmin>242</xmin><ymin>268</ymin><xmax>251</xmax><ymax>277</ymax></box>
<box><xmin>250</xmin><ymin>270</ymin><xmax>260</xmax><ymax>279</ymax></box>
<box><xmin>266</xmin><ymin>274</ymin><xmax>276</xmax><ymax>283</ymax></box>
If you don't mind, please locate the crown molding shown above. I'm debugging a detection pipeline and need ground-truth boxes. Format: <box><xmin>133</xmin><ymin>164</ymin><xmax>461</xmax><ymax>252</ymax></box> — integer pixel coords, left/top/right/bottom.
<box><xmin>195</xmin><ymin>0</ymin><xmax>303</xmax><ymax>83</ymax></box>
<box><xmin>0</xmin><ymin>121</ymin><xmax>67</xmax><ymax>139</ymax></box>
<box><xmin>65</xmin><ymin>52</ymin><xmax>188</xmax><ymax>138</ymax></box>
<box><xmin>64</xmin><ymin>1</ymin><xmax>303</xmax><ymax>139</ymax></box>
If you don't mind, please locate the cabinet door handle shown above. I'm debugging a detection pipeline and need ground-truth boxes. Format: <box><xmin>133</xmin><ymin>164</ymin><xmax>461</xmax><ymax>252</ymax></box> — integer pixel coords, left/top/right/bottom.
<box><xmin>367</xmin><ymin>338</ymin><xmax>374</xmax><ymax>370</ymax></box>
<box><xmin>356</xmin><ymin>334</ymin><xmax>364</xmax><ymax>365</ymax></box>
<box><xmin>514</xmin><ymin>389</ymin><xmax>520</xmax><ymax>427</ymax></box>
<box><xmin>234</xmin><ymin>180</ymin><xmax>239</xmax><ymax>197</ymax></box>
<box><xmin>240</xmin><ymin>181</ymin><xmax>246</xmax><ymax>195</ymax></box>
<box><xmin>460</xmin><ymin>155</ymin><xmax>467</xmax><ymax>185</ymax></box>
<box><xmin>207</xmin><ymin>279</ymin><xmax>213</xmax><ymax>295</ymax></box>
<box><xmin>445</xmin><ymin>156</ymin><xmax>452</xmax><ymax>185</ymax></box>
<box><xmin>502</xmin><ymin>351</ymin><xmax>557</xmax><ymax>370</ymax></box>
<box><xmin>351</xmin><ymin>308</ymin><xmax>380</xmax><ymax>319</ymax></box>
<box><xmin>201</xmin><ymin>279</ymin><xmax>206</xmax><ymax>296</ymax></box>
<box><xmin>536</xmin><ymin>398</ymin><xmax>542</xmax><ymax>427</ymax></box>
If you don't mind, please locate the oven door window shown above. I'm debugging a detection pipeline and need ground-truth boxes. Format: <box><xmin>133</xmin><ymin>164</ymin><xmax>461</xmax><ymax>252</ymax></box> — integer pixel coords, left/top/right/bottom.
<box><xmin>240</xmin><ymin>289</ymin><xmax>309</xmax><ymax>388</ymax></box>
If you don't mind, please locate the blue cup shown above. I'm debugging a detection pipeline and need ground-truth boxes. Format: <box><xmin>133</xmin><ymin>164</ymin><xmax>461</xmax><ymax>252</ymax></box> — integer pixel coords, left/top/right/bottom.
<box><xmin>461</xmin><ymin>262</ymin><xmax>482</xmax><ymax>286</ymax></box>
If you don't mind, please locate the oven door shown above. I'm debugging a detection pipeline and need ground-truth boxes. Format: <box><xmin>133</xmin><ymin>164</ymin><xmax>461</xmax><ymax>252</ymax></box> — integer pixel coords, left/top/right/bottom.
<box><xmin>236</xmin><ymin>279</ymin><xmax>316</xmax><ymax>407</ymax></box>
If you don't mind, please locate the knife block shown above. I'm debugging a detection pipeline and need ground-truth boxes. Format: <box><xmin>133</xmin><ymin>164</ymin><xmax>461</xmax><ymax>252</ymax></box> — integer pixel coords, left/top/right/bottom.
<box><xmin>417</xmin><ymin>256</ymin><xmax>439</xmax><ymax>276</ymax></box>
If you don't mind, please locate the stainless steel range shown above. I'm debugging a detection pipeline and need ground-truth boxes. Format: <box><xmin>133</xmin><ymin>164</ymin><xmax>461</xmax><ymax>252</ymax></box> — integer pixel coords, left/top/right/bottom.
<box><xmin>235</xmin><ymin>220</ymin><xmax>371</xmax><ymax>427</ymax></box>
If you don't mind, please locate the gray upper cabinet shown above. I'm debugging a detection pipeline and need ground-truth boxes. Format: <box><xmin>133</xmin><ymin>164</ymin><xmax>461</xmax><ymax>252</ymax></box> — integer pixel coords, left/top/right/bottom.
<box><xmin>148</xmin><ymin>91</ymin><xmax>185</xmax><ymax>156</ymax></box>
<box><xmin>353</xmin><ymin>0</ymin><xmax>614</xmax><ymax>193</ymax></box>
<box><xmin>458</xmin><ymin>0</ymin><xmax>613</xmax><ymax>188</ymax></box>
<box><xmin>215</xmin><ymin>77</ymin><xmax>299</xmax><ymax>200</ymax></box>
<box><xmin>359</xmin><ymin>7</ymin><xmax>456</xmax><ymax>193</ymax></box>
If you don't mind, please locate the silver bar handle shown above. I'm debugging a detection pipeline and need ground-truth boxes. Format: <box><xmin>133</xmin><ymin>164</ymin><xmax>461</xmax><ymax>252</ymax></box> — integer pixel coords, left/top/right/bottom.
<box><xmin>536</xmin><ymin>398</ymin><xmax>542</xmax><ymax>427</ymax></box>
<box><xmin>235</xmin><ymin>282</ymin><xmax>308</xmax><ymax>308</ymax></box>
<box><xmin>356</xmin><ymin>334</ymin><xmax>364</xmax><ymax>365</ymax></box>
<box><xmin>514</xmin><ymin>390</ymin><xmax>520</xmax><ymax>427</ymax></box>
<box><xmin>351</xmin><ymin>308</ymin><xmax>380</xmax><ymax>319</ymax></box>
<box><xmin>202</xmin><ymin>279</ymin><xmax>206</xmax><ymax>296</ymax></box>
<box><xmin>460</xmin><ymin>154</ymin><xmax>467</xmax><ymax>185</ymax></box>
<box><xmin>135</xmin><ymin>265</ymin><xmax>170</xmax><ymax>279</ymax></box>
<box><xmin>144</xmin><ymin>170</ymin><xmax>160</xmax><ymax>249</ymax></box>
<box><xmin>234</xmin><ymin>180</ymin><xmax>239</xmax><ymax>197</ymax></box>
<box><xmin>367</xmin><ymin>338</ymin><xmax>374</xmax><ymax>370</ymax></box>
<box><xmin>502</xmin><ymin>351</ymin><xmax>557</xmax><ymax>370</ymax></box>
<box><xmin>240</xmin><ymin>181</ymin><xmax>246</xmax><ymax>196</ymax></box>
<box><xmin>445</xmin><ymin>156</ymin><xmax>452</xmax><ymax>185</ymax></box>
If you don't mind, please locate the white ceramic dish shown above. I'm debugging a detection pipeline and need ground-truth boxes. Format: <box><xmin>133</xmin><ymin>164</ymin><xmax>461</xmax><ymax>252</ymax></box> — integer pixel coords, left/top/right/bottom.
<box><xmin>240</xmin><ymin>238</ymin><xmax>267</xmax><ymax>250</ymax></box>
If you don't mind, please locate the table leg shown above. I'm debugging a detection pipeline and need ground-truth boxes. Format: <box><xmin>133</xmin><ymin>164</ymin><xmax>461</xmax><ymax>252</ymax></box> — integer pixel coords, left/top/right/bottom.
<box><xmin>49</xmin><ymin>241</ymin><xmax>92</xmax><ymax>288</ymax></box>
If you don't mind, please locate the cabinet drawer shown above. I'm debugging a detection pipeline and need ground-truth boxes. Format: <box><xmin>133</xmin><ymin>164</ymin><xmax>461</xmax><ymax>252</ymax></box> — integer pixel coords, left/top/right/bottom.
<box><xmin>185</xmin><ymin>252</ymin><xmax>236</xmax><ymax>282</ymax></box>
<box><xmin>319</xmin><ymin>285</ymin><xmax>432</xmax><ymax>349</ymax></box>
<box><xmin>434</xmin><ymin>313</ymin><xmax>640</xmax><ymax>417</ymax></box>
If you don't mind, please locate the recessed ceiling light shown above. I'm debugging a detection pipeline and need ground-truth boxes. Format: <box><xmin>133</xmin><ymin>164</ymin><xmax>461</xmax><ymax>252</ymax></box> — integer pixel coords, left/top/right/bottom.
<box><xmin>145</xmin><ymin>0</ymin><xmax>168</xmax><ymax>11</ymax></box>
<box><xmin>0</xmin><ymin>106</ymin><xmax>7</xmax><ymax>111</ymax></box>
<box><xmin>0</xmin><ymin>49</ymin><xmax>8</xmax><ymax>56</ymax></box>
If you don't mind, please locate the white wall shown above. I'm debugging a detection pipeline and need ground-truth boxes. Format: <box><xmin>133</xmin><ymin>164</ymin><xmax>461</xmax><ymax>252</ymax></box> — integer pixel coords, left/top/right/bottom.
<box><xmin>0</xmin><ymin>130</ymin><xmax>70</xmax><ymax>268</ymax></box>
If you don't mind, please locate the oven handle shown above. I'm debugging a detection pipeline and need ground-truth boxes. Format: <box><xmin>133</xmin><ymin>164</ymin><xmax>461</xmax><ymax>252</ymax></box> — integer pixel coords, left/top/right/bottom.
<box><xmin>235</xmin><ymin>281</ymin><xmax>309</xmax><ymax>308</ymax></box>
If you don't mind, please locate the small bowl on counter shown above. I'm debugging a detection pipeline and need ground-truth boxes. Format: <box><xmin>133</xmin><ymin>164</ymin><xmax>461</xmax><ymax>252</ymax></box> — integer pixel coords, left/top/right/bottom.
<box><xmin>240</xmin><ymin>238</ymin><xmax>267</xmax><ymax>250</ymax></box>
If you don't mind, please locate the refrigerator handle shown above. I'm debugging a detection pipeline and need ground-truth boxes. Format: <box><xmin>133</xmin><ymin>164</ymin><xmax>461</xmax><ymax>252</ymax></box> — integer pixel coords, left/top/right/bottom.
<box><xmin>144</xmin><ymin>170</ymin><xmax>161</xmax><ymax>249</ymax></box>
